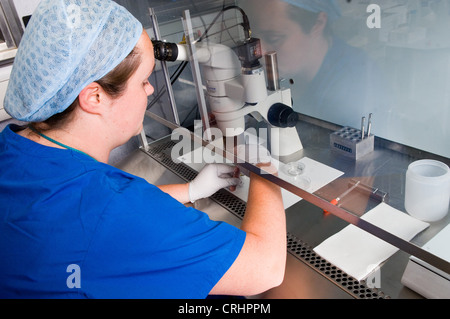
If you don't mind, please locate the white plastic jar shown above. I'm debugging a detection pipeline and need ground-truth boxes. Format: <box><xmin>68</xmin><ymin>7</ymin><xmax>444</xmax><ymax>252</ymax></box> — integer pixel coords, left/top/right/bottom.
<box><xmin>404</xmin><ymin>159</ymin><xmax>450</xmax><ymax>222</ymax></box>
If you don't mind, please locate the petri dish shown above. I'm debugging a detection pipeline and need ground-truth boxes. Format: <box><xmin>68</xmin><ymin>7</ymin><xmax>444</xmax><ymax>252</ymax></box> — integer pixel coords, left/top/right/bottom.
<box><xmin>284</xmin><ymin>161</ymin><xmax>306</xmax><ymax>176</ymax></box>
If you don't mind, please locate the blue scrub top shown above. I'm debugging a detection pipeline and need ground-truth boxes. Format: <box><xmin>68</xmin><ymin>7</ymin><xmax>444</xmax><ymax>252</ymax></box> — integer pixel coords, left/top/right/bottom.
<box><xmin>0</xmin><ymin>125</ymin><xmax>246</xmax><ymax>298</ymax></box>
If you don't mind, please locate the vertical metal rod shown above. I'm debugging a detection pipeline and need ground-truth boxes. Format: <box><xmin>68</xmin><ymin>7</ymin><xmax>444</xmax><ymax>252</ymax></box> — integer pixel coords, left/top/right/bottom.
<box><xmin>181</xmin><ymin>10</ymin><xmax>212</xmax><ymax>142</ymax></box>
<box><xmin>149</xmin><ymin>7</ymin><xmax>180</xmax><ymax>126</ymax></box>
<box><xmin>138</xmin><ymin>129</ymin><xmax>149</xmax><ymax>151</ymax></box>
<box><xmin>265</xmin><ymin>51</ymin><xmax>280</xmax><ymax>91</ymax></box>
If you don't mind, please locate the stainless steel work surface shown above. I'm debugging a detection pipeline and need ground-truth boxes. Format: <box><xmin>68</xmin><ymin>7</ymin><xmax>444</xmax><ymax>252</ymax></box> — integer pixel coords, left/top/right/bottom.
<box><xmin>115</xmin><ymin>117</ymin><xmax>447</xmax><ymax>298</ymax></box>
<box><xmin>115</xmin><ymin>147</ymin><xmax>355</xmax><ymax>299</ymax></box>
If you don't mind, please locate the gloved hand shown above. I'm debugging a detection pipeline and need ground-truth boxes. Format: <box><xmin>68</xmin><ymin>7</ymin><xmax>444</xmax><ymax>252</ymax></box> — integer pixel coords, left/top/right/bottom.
<box><xmin>188</xmin><ymin>164</ymin><xmax>241</xmax><ymax>203</ymax></box>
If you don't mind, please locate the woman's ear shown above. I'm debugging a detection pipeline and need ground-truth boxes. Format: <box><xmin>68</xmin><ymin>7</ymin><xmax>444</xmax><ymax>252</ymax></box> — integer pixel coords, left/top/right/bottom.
<box><xmin>78</xmin><ymin>82</ymin><xmax>105</xmax><ymax>115</ymax></box>
<box><xmin>311</xmin><ymin>12</ymin><xmax>328</xmax><ymax>36</ymax></box>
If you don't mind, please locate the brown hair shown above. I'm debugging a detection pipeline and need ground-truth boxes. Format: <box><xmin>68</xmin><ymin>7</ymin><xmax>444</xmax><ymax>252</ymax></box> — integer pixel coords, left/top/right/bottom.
<box><xmin>35</xmin><ymin>47</ymin><xmax>142</xmax><ymax>130</ymax></box>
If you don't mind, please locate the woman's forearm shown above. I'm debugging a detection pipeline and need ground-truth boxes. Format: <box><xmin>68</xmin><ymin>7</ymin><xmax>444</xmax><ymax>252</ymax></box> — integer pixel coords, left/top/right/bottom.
<box><xmin>157</xmin><ymin>183</ymin><xmax>190</xmax><ymax>204</ymax></box>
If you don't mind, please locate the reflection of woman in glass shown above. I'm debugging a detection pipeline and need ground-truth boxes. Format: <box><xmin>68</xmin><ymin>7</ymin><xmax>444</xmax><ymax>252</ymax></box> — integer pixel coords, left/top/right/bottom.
<box><xmin>0</xmin><ymin>0</ymin><xmax>286</xmax><ymax>298</ymax></box>
<box><xmin>241</xmin><ymin>0</ymin><xmax>389</xmax><ymax>131</ymax></box>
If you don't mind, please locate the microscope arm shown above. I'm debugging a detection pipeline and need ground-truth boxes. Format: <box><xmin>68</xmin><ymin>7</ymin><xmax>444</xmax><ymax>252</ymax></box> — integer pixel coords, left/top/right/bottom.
<box><xmin>213</xmin><ymin>88</ymin><xmax>292</xmax><ymax>124</ymax></box>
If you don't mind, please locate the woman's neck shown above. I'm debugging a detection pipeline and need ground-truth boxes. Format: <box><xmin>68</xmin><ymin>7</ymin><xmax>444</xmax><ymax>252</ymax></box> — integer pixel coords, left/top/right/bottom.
<box><xmin>19</xmin><ymin>124</ymin><xmax>111</xmax><ymax>163</ymax></box>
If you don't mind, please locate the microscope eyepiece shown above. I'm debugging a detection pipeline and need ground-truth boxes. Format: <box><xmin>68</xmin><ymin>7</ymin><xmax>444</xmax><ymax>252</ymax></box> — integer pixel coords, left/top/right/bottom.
<box><xmin>152</xmin><ymin>40</ymin><xmax>179</xmax><ymax>62</ymax></box>
<box><xmin>267</xmin><ymin>103</ymin><xmax>299</xmax><ymax>128</ymax></box>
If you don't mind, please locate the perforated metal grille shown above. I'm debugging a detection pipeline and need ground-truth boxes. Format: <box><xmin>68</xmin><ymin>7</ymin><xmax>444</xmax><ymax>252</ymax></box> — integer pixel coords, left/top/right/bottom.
<box><xmin>142</xmin><ymin>139</ymin><xmax>389</xmax><ymax>299</ymax></box>
<box><xmin>286</xmin><ymin>233</ymin><xmax>388</xmax><ymax>299</ymax></box>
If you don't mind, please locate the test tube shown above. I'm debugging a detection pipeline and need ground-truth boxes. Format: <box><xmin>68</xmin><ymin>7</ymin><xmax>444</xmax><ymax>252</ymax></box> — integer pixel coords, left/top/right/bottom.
<box><xmin>367</xmin><ymin>113</ymin><xmax>373</xmax><ymax>137</ymax></box>
<box><xmin>361</xmin><ymin>117</ymin><xmax>366</xmax><ymax>140</ymax></box>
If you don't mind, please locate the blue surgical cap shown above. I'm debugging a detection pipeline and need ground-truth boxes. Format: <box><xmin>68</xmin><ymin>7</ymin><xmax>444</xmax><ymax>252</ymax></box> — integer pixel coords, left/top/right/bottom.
<box><xmin>4</xmin><ymin>0</ymin><xmax>143</xmax><ymax>122</ymax></box>
<box><xmin>283</xmin><ymin>0</ymin><xmax>341</xmax><ymax>21</ymax></box>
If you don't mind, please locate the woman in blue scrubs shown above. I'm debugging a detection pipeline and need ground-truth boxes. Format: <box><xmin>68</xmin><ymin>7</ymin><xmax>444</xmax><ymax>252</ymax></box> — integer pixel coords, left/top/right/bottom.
<box><xmin>0</xmin><ymin>0</ymin><xmax>286</xmax><ymax>298</ymax></box>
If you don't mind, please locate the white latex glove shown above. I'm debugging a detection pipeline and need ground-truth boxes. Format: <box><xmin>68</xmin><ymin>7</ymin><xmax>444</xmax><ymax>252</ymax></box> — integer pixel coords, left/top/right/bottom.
<box><xmin>188</xmin><ymin>164</ymin><xmax>241</xmax><ymax>203</ymax></box>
